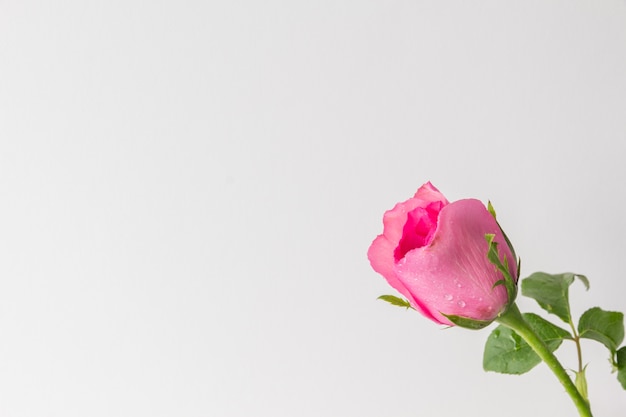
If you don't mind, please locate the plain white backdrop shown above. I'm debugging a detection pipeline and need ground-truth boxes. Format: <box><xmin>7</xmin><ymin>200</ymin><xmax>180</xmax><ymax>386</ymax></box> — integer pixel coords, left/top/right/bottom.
<box><xmin>1</xmin><ymin>1</ymin><xmax>626</xmax><ymax>416</ymax></box>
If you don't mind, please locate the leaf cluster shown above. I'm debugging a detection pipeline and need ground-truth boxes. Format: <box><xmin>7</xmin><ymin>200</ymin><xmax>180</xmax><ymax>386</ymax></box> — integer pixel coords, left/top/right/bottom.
<box><xmin>483</xmin><ymin>272</ymin><xmax>626</xmax><ymax>391</ymax></box>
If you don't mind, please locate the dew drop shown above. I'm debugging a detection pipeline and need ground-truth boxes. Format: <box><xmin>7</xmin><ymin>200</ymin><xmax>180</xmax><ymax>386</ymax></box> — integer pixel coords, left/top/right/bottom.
<box><xmin>444</xmin><ymin>294</ymin><xmax>453</xmax><ymax>301</ymax></box>
<box><xmin>456</xmin><ymin>283</ymin><xmax>462</xmax><ymax>288</ymax></box>
<box><xmin>457</xmin><ymin>300</ymin><xmax>466</xmax><ymax>308</ymax></box>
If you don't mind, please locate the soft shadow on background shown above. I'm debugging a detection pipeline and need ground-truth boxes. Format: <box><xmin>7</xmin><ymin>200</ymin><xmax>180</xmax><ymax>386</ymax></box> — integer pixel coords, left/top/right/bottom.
<box><xmin>1</xmin><ymin>1</ymin><xmax>625</xmax><ymax>416</ymax></box>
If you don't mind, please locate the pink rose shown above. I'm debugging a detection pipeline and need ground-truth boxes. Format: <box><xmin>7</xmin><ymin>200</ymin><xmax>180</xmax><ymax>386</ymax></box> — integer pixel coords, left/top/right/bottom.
<box><xmin>368</xmin><ymin>182</ymin><xmax>517</xmax><ymax>326</ymax></box>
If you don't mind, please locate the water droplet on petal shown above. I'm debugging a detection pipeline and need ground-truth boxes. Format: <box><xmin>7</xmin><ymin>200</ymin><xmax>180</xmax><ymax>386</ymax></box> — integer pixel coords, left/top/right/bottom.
<box><xmin>444</xmin><ymin>294</ymin><xmax>453</xmax><ymax>301</ymax></box>
<box><xmin>456</xmin><ymin>283</ymin><xmax>462</xmax><ymax>288</ymax></box>
<box><xmin>457</xmin><ymin>300</ymin><xmax>466</xmax><ymax>308</ymax></box>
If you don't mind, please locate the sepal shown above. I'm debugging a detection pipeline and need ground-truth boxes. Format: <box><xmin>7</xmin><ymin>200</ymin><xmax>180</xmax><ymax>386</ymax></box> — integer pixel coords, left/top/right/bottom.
<box><xmin>487</xmin><ymin>201</ymin><xmax>518</xmax><ymax>271</ymax></box>
<box><xmin>484</xmin><ymin>233</ymin><xmax>517</xmax><ymax>306</ymax></box>
<box><xmin>573</xmin><ymin>365</ymin><xmax>589</xmax><ymax>402</ymax></box>
<box><xmin>442</xmin><ymin>313</ymin><xmax>493</xmax><ymax>330</ymax></box>
<box><xmin>377</xmin><ymin>295</ymin><xmax>414</xmax><ymax>310</ymax></box>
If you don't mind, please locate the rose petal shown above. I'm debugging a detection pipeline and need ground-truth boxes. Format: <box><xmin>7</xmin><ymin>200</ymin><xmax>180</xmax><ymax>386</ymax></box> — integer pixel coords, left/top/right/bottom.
<box><xmin>368</xmin><ymin>234</ymin><xmax>425</xmax><ymax>314</ymax></box>
<box><xmin>394</xmin><ymin>200</ymin><xmax>444</xmax><ymax>261</ymax></box>
<box><xmin>367</xmin><ymin>182</ymin><xmax>449</xmax><ymax>320</ymax></box>
<box><xmin>381</xmin><ymin>182</ymin><xmax>449</xmax><ymax>244</ymax></box>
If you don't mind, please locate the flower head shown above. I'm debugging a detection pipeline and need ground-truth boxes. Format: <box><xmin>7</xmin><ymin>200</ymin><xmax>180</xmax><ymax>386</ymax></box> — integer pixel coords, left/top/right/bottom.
<box><xmin>368</xmin><ymin>182</ymin><xmax>517</xmax><ymax>326</ymax></box>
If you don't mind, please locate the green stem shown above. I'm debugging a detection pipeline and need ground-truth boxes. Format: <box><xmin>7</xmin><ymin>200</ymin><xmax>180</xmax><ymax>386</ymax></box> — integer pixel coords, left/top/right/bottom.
<box><xmin>496</xmin><ymin>304</ymin><xmax>593</xmax><ymax>417</ymax></box>
<box><xmin>566</xmin><ymin>302</ymin><xmax>584</xmax><ymax>376</ymax></box>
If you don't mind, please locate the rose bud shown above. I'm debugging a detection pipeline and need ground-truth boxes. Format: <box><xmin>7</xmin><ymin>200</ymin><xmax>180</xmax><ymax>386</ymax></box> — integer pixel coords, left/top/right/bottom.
<box><xmin>368</xmin><ymin>182</ymin><xmax>518</xmax><ymax>328</ymax></box>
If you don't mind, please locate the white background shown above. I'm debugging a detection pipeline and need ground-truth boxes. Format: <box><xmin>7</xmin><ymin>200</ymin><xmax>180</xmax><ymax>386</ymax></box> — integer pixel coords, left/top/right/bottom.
<box><xmin>1</xmin><ymin>1</ymin><xmax>626</xmax><ymax>416</ymax></box>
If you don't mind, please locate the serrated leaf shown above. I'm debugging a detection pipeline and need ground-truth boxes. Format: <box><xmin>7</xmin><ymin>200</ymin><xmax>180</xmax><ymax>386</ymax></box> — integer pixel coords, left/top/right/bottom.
<box><xmin>578</xmin><ymin>307</ymin><xmax>624</xmax><ymax>353</ymax></box>
<box><xmin>616</xmin><ymin>346</ymin><xmax>626</xmax><ymax>390</ymax></box>
<box><xmin>483</xmin><ymin>313</ymin><xmax>572</xmax><ymax>374</ymax></box>
<box><xmin>442</xmin><ymin>313</ymin><xmax>493</xmax><ymax>330</ymax></box>
<box><xmin>521</xmin><ymin>272</ymin><xmax>588</xmax><ymax>323</ymax></box>
<box><xmin>377</xmin><ymin>295</ymin><xmax>412</xmax><ymax>309</ymax></box>
<box><xmin>574</xmin><ymin>273</ymin><xmax>590</xmax><ymax>291</ymax></box>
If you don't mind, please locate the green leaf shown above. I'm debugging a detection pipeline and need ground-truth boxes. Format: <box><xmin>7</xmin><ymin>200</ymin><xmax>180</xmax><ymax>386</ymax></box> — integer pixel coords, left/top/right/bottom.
<box><xmin>575</xmin><ymin>274</ymin><xmax>590</xmax><ymax>290</ymax></box>
<box><xmin>442</xmin><ymin>313</ymin><xmax>493</xmax><ymax>330</ymax></box>
<box><xmin>616</xmin><ymin>346</ymin><xmax>626</xmax><ymax>390</ymax></box>
<box><xmin>578</xmin><ymin>307</ymin><xmax>624</xmax><ymax>353</ymax></box>
<box><xmin>483</xmin><ymin>313</ymin><xmax>572</xmax><ymax>374</ymax></box>
<box><xmin>377</xmin><ymin>295</ymin><xmax>413</xmax><ymax>310</ymax></box>
<box><xmin>521</xmin><ymin>272</ymin><xmax>588</xmax><ymax>323</ymax></box>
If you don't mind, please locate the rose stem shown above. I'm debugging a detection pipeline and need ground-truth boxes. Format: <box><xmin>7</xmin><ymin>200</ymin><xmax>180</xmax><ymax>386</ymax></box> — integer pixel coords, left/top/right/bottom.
<box><xmin>496</xmin><ymin>304</ymin><xmax>593</xmax><ymax>417</ymax></box>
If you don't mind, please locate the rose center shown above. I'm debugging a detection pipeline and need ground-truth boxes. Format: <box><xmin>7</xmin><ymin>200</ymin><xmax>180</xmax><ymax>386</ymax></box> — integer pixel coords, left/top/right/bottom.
<box><xmin>394</xmin><ymin>201</ymin><xmax>443</xmax><ymax>261</ymax></box>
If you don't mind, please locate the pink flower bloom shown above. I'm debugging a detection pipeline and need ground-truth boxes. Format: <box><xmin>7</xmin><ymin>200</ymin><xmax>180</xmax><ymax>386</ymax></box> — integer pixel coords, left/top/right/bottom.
<box><xmin>368</xmin><ymin>182</ymin><xmax>517</xmax><ymax>326</ymax></box>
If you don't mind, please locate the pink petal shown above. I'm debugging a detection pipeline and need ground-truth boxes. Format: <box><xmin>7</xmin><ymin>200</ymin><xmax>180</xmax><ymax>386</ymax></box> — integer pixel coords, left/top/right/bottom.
<box><xmin>381</xmin><ymin>182</ymin><xmax>449</xmax><ymax>245</ymax></box>
<box><xmin>367</xmin><ymin>182</ymin><xmax>449</xmax><ymax>320</ymax></box>
<box><xmin>394</xmin><ymin>200</ymin><xmax>444</xmax><ymax>261</ymax></box>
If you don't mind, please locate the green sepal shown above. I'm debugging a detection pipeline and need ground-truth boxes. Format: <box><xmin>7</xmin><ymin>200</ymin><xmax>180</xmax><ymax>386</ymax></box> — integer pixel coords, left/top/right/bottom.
<box><xmin>442</xmin><ymin>313</ymin><xmax>493</xmax><ymax>330</ymax></box>
<box><xmin>377</xmin><ymin>295</ymin><xmax>413</xmax><ymax>310</ymax></box>
<box><xmin>578</xmin><ymin>307</ymin><xmax>624</xmax><ymax>354</ymax></box>
<box><xmin>483</xmin><ymin>313</ymin><xmax>572</xmax><ymax>374</ymax></box>
<box><xmin>492</xmin><ymin>279</ymin><xmax>504</xmax><ymax>289</ymax></box>
<box><xmin>487</xmin><ymin>201</ymin><xmax>518</xmax><ymax>270</ymax></box>
<box><xmin>521</xmin><ymin>272</ymin><xmax>588</xmax><ymax>323</ymax></box>
<box><xmin>484</xmin><ymin>233</ymin><xmax>517</xmax><ymax>306</ymax></box>
<box><xmin>574</xmin><ymin>365</ymin><xmax>589</xmax><ymax>402</ymax></box>
<box><xmin>487</xmin><ymin>200</ymin><xmax>497</xmax><ymax>218</ymax></box>
<box><xmin>616</xmin><ymin>346</ymin><xmax>626</xmax><ymax>390</ymax></box>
